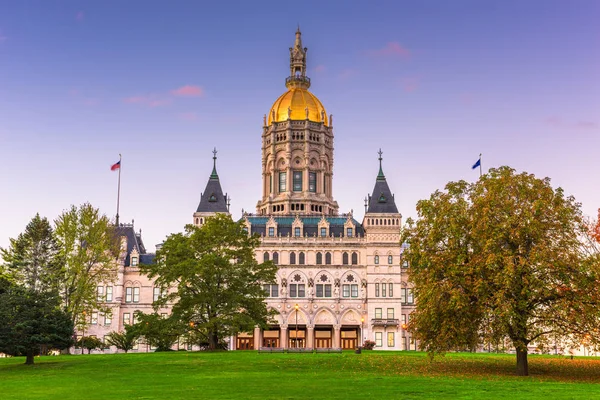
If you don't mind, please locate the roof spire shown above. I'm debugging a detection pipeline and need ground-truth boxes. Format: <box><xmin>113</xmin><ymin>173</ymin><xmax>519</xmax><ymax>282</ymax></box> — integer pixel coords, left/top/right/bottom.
<box><xmin>210</xmin><ymin>147</ymin><xmax>218</xmax><ymax>179</ymax></box>
<box><xmin>377</xmin><ymin>148</ymin><xmax>385</xmax><ymax>180</ymax></box>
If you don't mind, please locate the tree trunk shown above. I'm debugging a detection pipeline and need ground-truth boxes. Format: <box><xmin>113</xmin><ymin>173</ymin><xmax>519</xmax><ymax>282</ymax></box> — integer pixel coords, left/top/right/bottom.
<box><xmin>25</xmin><ymin>350</ymin><xmax>34</xmax><ymax>365</ymax></box>
<box><xmin>516</xmin><ymin>348</ymin><xmax>529</xmax><ymax>376</ymax></box>
<box><xmin>209</xmin><ymin>331</ymin><xmax>219</xmax><ymax>350</ymax></box>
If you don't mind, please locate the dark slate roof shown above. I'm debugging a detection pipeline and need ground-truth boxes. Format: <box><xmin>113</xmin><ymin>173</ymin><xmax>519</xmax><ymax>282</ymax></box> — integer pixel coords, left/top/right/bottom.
<box><xmin>114</xmin><ymin>223</ymin><xmax>155</xmax><ymax>266</ymax></box>
<box><xmin>367</xmin><ymin>163</ymin><xmax>399</xmax><ymax>214</ymax></box>
<box><xmin>196</xmin><ymin>165</ymin><xmax>228</xmax><ymax>213</ymax></box>
<box><xmin>245</xmin><ymin>215</ymin><xmax>364</xmax><ymax>238</ymax></box>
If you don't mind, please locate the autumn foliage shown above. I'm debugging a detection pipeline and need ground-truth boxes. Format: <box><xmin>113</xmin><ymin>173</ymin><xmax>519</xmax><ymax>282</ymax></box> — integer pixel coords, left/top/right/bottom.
<box><xmin>402</xmin><ymin>167</ymin><xmax>600</xmax><ymax>376</ymax></box>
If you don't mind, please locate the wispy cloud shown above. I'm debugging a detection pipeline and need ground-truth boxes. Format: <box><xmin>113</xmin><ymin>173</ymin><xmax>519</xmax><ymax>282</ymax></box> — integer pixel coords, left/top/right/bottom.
<box><xmin>401</xmin><ymin>77</ymin><xmax>420</xmax><ymax>92</ymax></box>
<box><xmin>314</xmin><ymin>65</ymin><xmax>326</xmax><ymax>73</ymax></box>
<box><xmin>75</xmin><ymin>11</ymin><xmax>84</xmax><ymax>22</ymax></box>
<box><xmin>178</xmin><ymin>112</ymin><xmax>199</xmax><ymax>121</ymax></box>
<box><xmin>69</xmin><ymin>88</ymin><xmax>100</xmax><ymax>106</ymax></box>
<box><xmin>545</xmin><ymin>117</ymin><xmax>598</xmax><ymax>130</ymax></box>
<box><xmin>123</xmin><ymin>95</ymin><xmax>172</xmax><ymax>107</ymax></box>
<box><xmin>368</xmin><ymin>42</ymin><xmax>411</xmax><ymax>58</ymax></box>
<box><xmin>338</xmin><ymin>69</ymin><xmax>358</xmax><ymax>80</ymax></box>
<box><xmin>0</xmin><ymin>31</ymin><xmax>7</xmax><ymax>42</ymax></box>
<box><xmin>171</xmin><ymin>85</ymin><xmax>204</xmax><ymax>97</ymax></box>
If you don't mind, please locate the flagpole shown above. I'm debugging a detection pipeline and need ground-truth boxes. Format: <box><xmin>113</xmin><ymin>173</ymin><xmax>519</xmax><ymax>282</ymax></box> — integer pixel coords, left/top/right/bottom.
<box><xmin>479</xmin><ymin>153</ymin><xmax>482</xmax><ymax>178</ymax></box>
<box><xmin>116</xmin><ymin>154</ymin><xmax>121</xmax><ymax>226</ymax></box>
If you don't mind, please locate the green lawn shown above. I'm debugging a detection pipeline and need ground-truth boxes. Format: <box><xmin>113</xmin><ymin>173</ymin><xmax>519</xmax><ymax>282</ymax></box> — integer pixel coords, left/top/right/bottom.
<box><xmin>1</xmin><ymin>351</ymin><xmax>599</xmax><ymax>399</ymax></box>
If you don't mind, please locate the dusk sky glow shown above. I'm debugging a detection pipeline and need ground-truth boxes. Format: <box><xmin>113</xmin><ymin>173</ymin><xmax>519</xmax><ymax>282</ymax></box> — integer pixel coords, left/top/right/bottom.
<box><xmin>1</xmin><ymin>1</ymin><xmax>599</xmax><ymax>251</ymax></box>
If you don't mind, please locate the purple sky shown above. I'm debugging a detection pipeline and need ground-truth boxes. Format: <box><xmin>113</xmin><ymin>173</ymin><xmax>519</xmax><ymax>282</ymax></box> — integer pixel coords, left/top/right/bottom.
<box><xmin>1</xmin><ymin>1</ymin><xmax>599</xmax><ymax>251</ymax></box>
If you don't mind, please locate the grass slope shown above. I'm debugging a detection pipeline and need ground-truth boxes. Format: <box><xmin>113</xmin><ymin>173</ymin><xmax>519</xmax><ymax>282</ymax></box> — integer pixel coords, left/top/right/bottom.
<box><xmin>1</xmin><ymin>351</ymin><xmax>599</xmax><ymax>399</ymax></box>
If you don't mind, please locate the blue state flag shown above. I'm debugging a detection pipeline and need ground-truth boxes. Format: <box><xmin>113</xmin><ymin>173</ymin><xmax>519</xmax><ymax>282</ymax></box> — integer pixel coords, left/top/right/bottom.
<box><xmin>472</xmin><ymin>158</ymin><xmax>481</xmax><ymax>170</ymax></box>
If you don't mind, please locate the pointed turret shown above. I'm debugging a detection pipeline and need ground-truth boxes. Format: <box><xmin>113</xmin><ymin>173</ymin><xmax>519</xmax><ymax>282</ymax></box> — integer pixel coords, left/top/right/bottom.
<box><xmin>367</xmin><ymin>149</ymin><xmax>399</xmax><ymax>214</ymax></box>
<box><xmin>193</xmin><ymin>148</ymin><xmax>230</xmax><ymax>227</ymax></box>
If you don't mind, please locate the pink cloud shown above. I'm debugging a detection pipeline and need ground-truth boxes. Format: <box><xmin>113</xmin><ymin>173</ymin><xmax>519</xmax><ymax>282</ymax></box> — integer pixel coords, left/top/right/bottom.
<box><xmin>545</xmin><ymin>117</ymin><xmax>598</xmax><ymax>130</ymax></box>
<box><xmin>368</xmin><ymin>42</ymin><xmax>411</xmax><ymax>58</ymax></box>
<box><xmin>178</xmin><ymin>112</ymin><xmax>199</xmax><ymax>121</ymax></box>
<box><xmin>459</xmin><ymin>93</ymin><xmax>475</xmax><ymax>105</ymax></box>
<box><xmin>338</xmin><ymin>69</ymin><xmax>358</xmax><ymax>80</ymax></box>
<box><xmin>171</xmin><ymin>85</ymin><xmax>204</xmax><ymax>97</ymax></box>
<box><xmin>76</xmin><ymin>11</ymin><xmax>84</xmax><ymax>22</ymax></box>
<box><xmin>0</xmin><ymin>32</ymin><xmax>7</xmax><ymax>42</ymax></box>
<box><xmin>575</xmin><ymin>121</ymin><xmax>598</xmax><ymax>130</ymax></box>
<box><xmin>123</xmin><ymin>95</ymin><xmax>171</xmax><ymax>107</ymax></box>
<box><xmin>314</xmin><ymin>65</ymin><xmax>326</xmax><ymax>73</ymax></box>
<box><xmin>401</xmin><ymin>77</ymin><xmax>420</xmax><ymax>92</ymax></box>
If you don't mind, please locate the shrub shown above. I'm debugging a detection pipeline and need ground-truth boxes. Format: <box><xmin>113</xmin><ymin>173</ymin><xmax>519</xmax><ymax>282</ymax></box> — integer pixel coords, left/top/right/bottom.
<box><xmin>363</xmin><ymin>340</ymin><xmax>376</xmax><ymax>350</ymax></box>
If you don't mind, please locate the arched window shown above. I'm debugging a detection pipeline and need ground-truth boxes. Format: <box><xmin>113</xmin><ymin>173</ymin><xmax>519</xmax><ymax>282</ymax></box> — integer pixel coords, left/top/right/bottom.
<box><xmin>273</xmin><ymin>252</ymin><xmax>279</xmax><ymax>265</ymax></box>
<box><xmin>374</xmin><ymin>255</ymin><xmax>379</xmax><ymax>265</ymax></box>
<box><xmin>388</xmin><ymin>255</ymin><xmax>393</xmax><ymax>265</ymax></box>
<box><xmin>290</xmin><ymin>252</ymin><xmax>296</xmax><ymax>265</ymax></box>
<box><xmin>342</xmin><ymin>252</ymin><xmax>349</xmax><ymax>265</ymax></box>
<box><xmin>325</xmin><ymin>252</ymin><xmax>332</xmax><ymax>265</ymax></box>
<box><xmin>195</xmin><ymin>218</ymin><xmax>198</xmax><ymax>224</ymax></box>
<box><xmin>263</xmin><ymin>252</ymin><xmax>270</xmax><ymax>262</ymax></box>
<box><xmin>351</xmin><ymin>252</ymin><xmax>358</xmax><ymax>265</ymax></box>
<box><xmin>299</xmin><ymin>252</ymin><xmax>305</xmax><ymax>265</ymax></box>
<box><xmin>316</xmin><ymin>252</ymin><xmax>323</xmax><ymax>265</ymax></box>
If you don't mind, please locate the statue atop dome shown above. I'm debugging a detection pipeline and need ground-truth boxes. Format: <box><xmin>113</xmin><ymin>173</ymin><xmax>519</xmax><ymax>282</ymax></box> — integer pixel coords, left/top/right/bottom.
<box><xmin>287</xmin><ymin>27</ymin><xmax>310</xmax><ymax>90</ymax></box>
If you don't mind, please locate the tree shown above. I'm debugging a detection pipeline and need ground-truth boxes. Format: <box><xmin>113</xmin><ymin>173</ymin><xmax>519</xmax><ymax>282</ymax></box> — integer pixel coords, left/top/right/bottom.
<box><xmin>402</xmin><ymin>167</ymin><xmax>600</xmax><ymax>376</ymax></box>
<box><xmin>141</xmin><ymin>214</ymin><xmax>277</xmax><ymax>350</ymax></box>
<box><xmin>590</xmin><ymin>209</ymin><xmax>600</xmax><ymax>244</ymax></box>
<box><xmin>77</xmin><ymin>336</ymin><xmax>104</xmax><ymax>354</ymax></box>
<box><xmin>1</xmin><ymin>214</ymin><xmax>61</xmax><ymax>292</ymax></box>
<box><xmin>105</xmin><ymin>326</ymin><xmax>140</xmax><ymax>353</ymax></box>
<box><xmin>133</xmin><ymin>312</ymin><xmax>184</xmax><ymax>352</ymax></box>
<box><xmin>53</xmin><ymin>203</ymin><xmax>119</xmax><ymax>330</ymax></box>
<box><xmin>0</xmin><ymin>279</ymin><xmax>74</xmax><ymax>364</ymax></box>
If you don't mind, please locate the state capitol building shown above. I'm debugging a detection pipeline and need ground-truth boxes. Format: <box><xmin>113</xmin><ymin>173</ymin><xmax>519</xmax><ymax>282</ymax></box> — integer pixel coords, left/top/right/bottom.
<box><xmin>86</xmin><ymin>29</ymin><xmax>415</xmax><ymax>352</ymax></box>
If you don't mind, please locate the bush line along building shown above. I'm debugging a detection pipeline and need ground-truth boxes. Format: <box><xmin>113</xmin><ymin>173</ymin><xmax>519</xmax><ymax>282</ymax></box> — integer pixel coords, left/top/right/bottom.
<box><xmin>85</xmin><ymin>29</ymin><xmax>415</xmax><ymax>352</ymax></box>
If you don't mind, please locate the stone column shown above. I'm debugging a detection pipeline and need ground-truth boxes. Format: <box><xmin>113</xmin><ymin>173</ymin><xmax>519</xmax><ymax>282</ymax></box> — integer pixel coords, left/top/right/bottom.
<box><xmin>280</xmin><ymin>325</ymin><xmax>288</xmax><ymax>349</ymax></box>
<box><xmin>254</xmin><ymin>327</ymin><xmax>261</xmax><ymax>350</ymax></box>
<box><xmin>307</xmin><ymin>325</ymin><xmax>314</xmax><ymax>349</ymax></box>
<box><xmin>333</xmin><ymin>325</ymin><xmax>341</xmax><ymax>349</ymax></box>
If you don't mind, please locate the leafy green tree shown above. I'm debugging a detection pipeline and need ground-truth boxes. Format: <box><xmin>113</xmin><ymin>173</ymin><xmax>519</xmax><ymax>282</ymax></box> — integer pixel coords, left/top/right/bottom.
<box><xmin>133</xmin><ymin>312</ymin><xmax>184</xmax><ymax>352</ymax></box>
<box><xmin>105</xmin><ymin>326</ymin><xmax>140</xmax><ymax>353</ymax></box>
<box><xmin>402</xmin><ymin>167</ymin><xmax>600</xmax><ymax>376</ymax></box>
<box><xmin>141</xmin><ymin>214</ymin><xmax>277</xmax><ymax>350</ymax></box>
<box><xmin>1</xmin><ymin>214</ymin><xmax>61</xmax><ymax>292</ymax></box>
<box><xmin>77</xmin><ymin>336</ymin><xmax>104</xmax><ymax>354</ymax></box>
<box><xmin>54</xmin><ymin>203</ymin><xmax>119</xmax><ymax>330</ymax></box>
<box><xmin>0</xmin><ymin>278</ymin><xmax>74</xmax><ymax>364</ymax></box>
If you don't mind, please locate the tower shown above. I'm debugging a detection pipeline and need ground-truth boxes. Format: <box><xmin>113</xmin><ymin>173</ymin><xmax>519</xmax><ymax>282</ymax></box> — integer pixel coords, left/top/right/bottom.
<box><xmin>363</xmin><ymin>149</ymin><xmax>402</xmax><ymax>241</ymax></box>
<box><xmin>256</xmin><ymin>29</ymin><xmax>339</xmax><ymax>216</ymax></box>
<box><xmin>193</xmin><ymin>148</ymin><xmax>230</xmax><ymax>227</ymax></box>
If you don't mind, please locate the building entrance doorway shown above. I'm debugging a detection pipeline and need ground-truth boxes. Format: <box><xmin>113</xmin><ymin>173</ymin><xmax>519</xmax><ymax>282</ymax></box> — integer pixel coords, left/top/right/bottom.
<box><xmin>236</xmin><ymin>332</ymin><xmax>254</xmax><ymax>350</ymax></box>
<box><xmin>289</xmin><ymin>328</ymin><xmax>306</xmax><ymax>348</ymax></box>
<box><xmin>315</xmin><ymin>329</ymin><xmax>332</xmax><ymax>348</ymax></box>
<box><xmin>262</xmin><ymin>329</ymin><xmax>280</xmax><ymax>348</ymax></box>
<box><xmin>341</xmin><ymin>328</ymin><xmax>358</xmax><ymax>349</ymax></box>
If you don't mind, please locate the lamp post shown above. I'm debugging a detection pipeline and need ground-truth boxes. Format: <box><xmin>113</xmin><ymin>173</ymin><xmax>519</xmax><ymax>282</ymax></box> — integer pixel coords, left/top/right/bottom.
<box><xmin>295</xmin><ymin>304</ymin><xmax>299</xmax><ymax>348</ymax></box>
<box><xmin>360</xmin><ymin>317</ymin><xmax>365</xmax><ymax>346</ymax></box>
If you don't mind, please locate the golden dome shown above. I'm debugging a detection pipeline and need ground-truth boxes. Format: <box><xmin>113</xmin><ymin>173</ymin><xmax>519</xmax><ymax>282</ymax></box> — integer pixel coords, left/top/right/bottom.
<box><xmin>268</xmin><ymin>87</ymin><xmax>328</xmax><ymax>126</ymax></box>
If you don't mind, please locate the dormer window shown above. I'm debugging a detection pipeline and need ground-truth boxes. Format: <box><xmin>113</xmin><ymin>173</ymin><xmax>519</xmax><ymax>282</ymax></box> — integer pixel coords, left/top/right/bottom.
<box><xmin>346</xmin><ymin>228</ymin><xmax>353</xmax><ymax>237</ymax></box>
<box><xmin>294</xmin><ymin>227</ymin><xmax>301</xmax><ymax>237</ymax></box>
<box><xmin>378</xmin><ymin>193</ymin><xmax>387</xmax><ymax>203</ymax></box>
<box><xmin>268</xmin><ymin>227</ymin><xmax>275</xmax><ymax>237</ymax></box>
<box><xmin>131</xmin><ymin>257</ymin><xmax>138</xmax><ymax>267</ymax></box>
<box><xmin>208</xmin><ymin>193</ymin><xmax>217</xmax><ymax>202</ymax></box>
